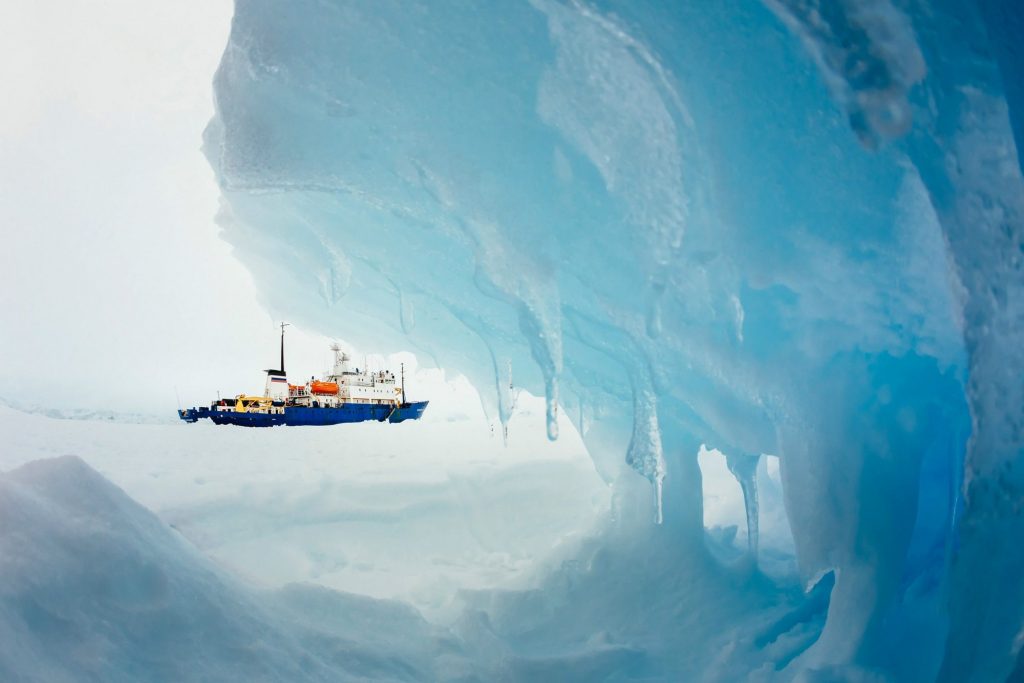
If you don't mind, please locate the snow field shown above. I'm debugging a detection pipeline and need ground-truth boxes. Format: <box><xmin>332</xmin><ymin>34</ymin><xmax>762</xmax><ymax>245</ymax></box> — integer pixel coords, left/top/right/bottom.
<box><xmin>0</xmin><ymin>395</ymin><xmax>610</xmax><ymax>619</ymax></box>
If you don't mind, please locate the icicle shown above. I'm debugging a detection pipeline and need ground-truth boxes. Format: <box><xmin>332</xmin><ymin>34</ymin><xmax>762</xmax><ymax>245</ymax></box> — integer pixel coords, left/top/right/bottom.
<box><xmin>516</xmin><ymin>299</ymin><xmax>565</xmax><ymax>444</ymax></box>
<box><xmin>507</xmin><ymin>360</ymin><xmax>516</xmax><ymax>413</ymax></box>
<box><xmin>576</xmin><ymin>398</ymin><xmax>590</xmax><ymax>438</ymax></box>
<box><xmin>626</xmin><ymin>383</ymin><xmax>666</xmax><ymax>524</ymax></box>
<box><xmin>488</xmin><ymin>349</ymin><xmax>519</xmax><ymax>446</ymax></box>
<box><xmin>520</xmin><ymin>310</ymin><xmax>561</xmax><ymax>442</ymax></box>
<box><xmin>545</xmin><ymin>375</ymin><xmax>559</xmax><ymax>441</ymax></box>
<box><xmin>725</xmin><ymin>452</ymin><xmax>761</xmax><ymax>560</ymax></box>
<box><xmin>497</xmin><ymin>359</ymin><xmax>516</xmax><ymax>445</ymax></box>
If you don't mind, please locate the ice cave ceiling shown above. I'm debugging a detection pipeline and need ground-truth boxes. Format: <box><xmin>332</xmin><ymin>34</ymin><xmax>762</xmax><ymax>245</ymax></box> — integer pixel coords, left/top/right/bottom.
<box><xmin>204</xmin><ymin>0</ymin><xmax>1024</xmax><ymax>679</ymax></box>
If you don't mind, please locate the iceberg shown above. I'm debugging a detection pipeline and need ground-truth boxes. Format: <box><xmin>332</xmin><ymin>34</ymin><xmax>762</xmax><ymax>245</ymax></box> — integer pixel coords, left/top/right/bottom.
<box><xmin>201</xmin><ymin>0</ymin><xmax>1024</xmax><ymax>679</ymax></box>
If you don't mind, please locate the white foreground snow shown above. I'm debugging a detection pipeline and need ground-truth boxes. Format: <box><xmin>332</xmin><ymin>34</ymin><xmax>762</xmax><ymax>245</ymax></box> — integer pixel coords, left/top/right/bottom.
<box><xmin>0</xmin><ymin>453</ymin><xmax>481</xmax><ymax>682</ymax></box>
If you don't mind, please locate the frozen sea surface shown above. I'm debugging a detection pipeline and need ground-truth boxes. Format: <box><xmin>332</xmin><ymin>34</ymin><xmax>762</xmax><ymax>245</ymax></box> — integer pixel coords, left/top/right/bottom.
<box><xmin>0</xmin><ymin>400</ymin><xmax>610</xmax><ymax>618</ymax></box>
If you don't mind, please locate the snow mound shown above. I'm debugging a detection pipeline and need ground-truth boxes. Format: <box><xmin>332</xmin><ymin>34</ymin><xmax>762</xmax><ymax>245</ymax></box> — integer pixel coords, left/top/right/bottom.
<box><xmin>0</xmin><ymin>456</ymin><xmax>477</xmax><ymax>682</ymax></box>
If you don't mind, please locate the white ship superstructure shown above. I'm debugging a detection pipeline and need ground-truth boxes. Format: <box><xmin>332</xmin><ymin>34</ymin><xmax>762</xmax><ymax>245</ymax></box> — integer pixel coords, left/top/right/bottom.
<box><xmin>288</xmin><ymin>344</ymin><xmax>403</xmax><ymax>409</ymax></box>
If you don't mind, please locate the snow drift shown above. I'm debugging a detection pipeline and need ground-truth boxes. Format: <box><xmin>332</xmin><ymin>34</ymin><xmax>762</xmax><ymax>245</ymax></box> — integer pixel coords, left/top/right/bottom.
<box><xmin>0</xmin><ymin>448</ymin><xmax>820</xmax><ymax>682</ymax></box>
<box><xmin>201</xmin><ymin>0</ymin><xmax>1024</xmax><ymax>680</ymax></box>
<box><xmin>0</xmin><ymin>455</ymin><xmax>478</xmax><ymax>682</ymax></box>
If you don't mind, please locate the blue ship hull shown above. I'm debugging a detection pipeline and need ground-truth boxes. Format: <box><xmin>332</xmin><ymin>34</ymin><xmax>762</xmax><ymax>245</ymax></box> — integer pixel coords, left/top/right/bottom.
<box><xmin>178</xmin><ymin>401</ymin><xmax>428</xmax><ymax>427</ymax></box>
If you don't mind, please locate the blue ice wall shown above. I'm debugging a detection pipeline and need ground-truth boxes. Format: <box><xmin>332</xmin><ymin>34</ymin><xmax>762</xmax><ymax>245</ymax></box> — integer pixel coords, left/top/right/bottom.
<box><xmin>205</xmin><ymin>0</ymin><xmax>1023</xmax><ymax>679</ymax></box>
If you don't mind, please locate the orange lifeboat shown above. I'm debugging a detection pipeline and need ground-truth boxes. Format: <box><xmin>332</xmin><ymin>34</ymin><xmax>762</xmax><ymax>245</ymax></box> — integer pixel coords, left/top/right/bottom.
<box><xmin>311</xmin><ymin>381</ymin><xmax>339</xmax><ymax>395</ymax></box>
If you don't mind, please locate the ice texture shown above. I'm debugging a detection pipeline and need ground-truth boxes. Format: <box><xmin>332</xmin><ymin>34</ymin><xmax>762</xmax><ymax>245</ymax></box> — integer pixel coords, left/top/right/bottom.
<box><xmin>202</xmin><ymin>0</ymin><xmax>1023</xmax><ymax>679</ymax></box>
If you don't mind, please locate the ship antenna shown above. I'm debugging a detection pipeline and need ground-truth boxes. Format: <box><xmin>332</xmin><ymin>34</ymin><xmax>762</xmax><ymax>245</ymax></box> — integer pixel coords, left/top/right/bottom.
<box><xmin>401</xmin><ymin>362</ymin><xmax>406</xmax><ymax>404</ymax></box>
<box><xmin>279</xmin><ymin>321</ymin><xmax>290</xmax><ymax>373</ymax></box>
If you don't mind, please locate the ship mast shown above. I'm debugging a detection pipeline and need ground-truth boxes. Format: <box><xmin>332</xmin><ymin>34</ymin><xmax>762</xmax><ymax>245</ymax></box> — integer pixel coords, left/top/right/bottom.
<box><xmin>401</xmin><ymin>362</ymin><xmax>406</xmax><ymax>404</ymax></box>
<box><xmin>279</xmin><ymin>321</ymin><xmax>289</xmax><ymax>373</ymax></box>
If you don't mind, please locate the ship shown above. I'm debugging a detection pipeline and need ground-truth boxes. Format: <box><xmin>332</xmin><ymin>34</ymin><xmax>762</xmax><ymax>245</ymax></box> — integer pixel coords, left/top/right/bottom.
<box><xmin>178</xmin><ymin>323</ymin><xmax>428</xmax><ymax>427</ymax></box>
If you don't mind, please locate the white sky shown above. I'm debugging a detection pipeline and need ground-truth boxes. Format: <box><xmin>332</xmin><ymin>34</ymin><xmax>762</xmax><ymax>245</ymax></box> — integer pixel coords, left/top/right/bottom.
<box><xmin>0</xmin><ymin>0</ymin><xmax>373</xmax><ymax>414</ymax></box>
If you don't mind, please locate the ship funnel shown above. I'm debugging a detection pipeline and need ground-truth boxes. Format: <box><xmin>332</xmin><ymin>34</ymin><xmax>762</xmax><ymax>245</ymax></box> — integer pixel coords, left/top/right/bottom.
<box><xmin>263</xmin><ymin>322</ymin><xmax>290</xmax><ymax>400</ymax></box>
